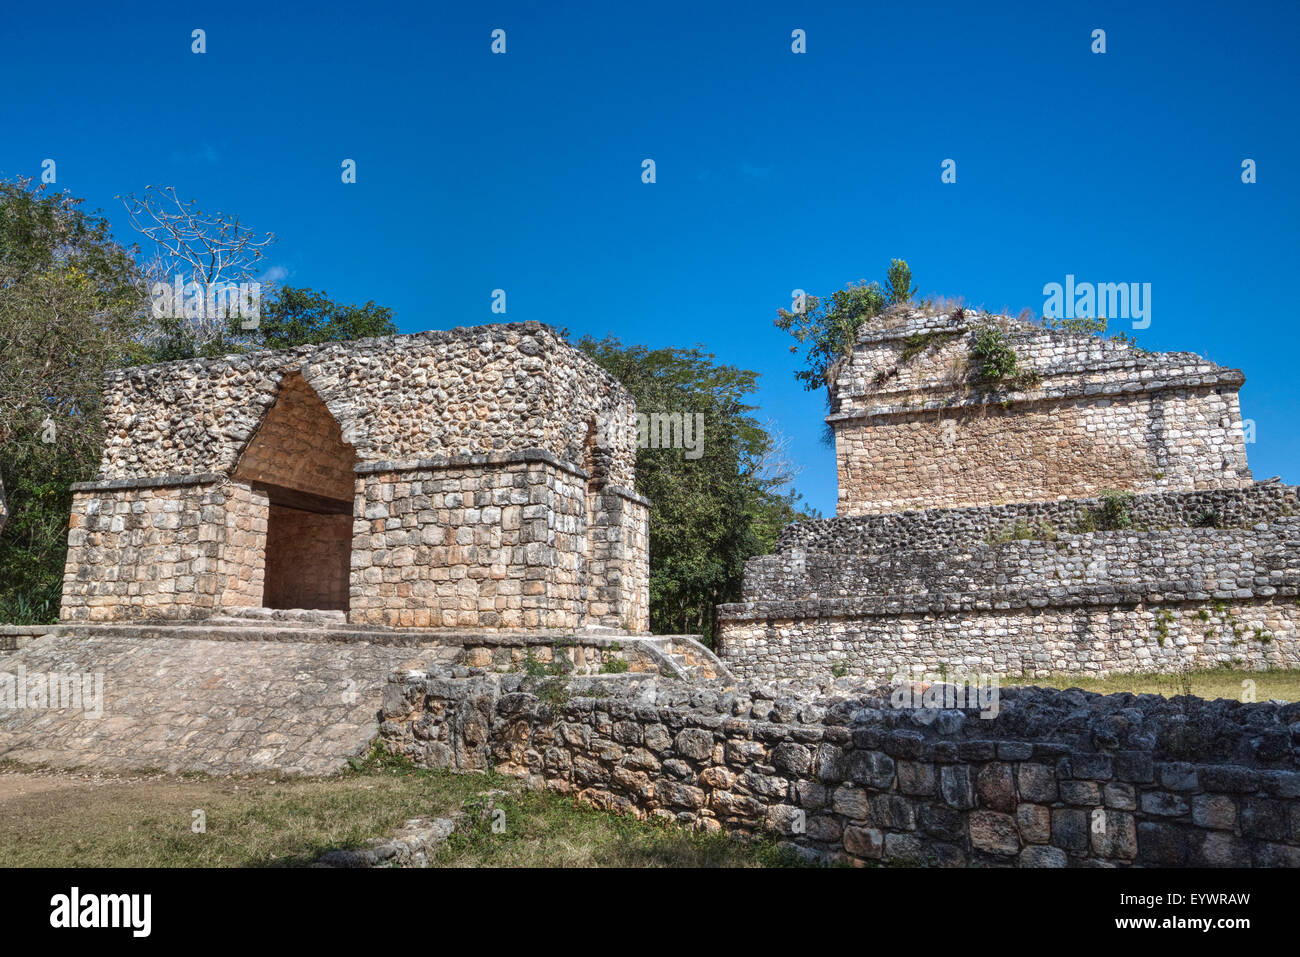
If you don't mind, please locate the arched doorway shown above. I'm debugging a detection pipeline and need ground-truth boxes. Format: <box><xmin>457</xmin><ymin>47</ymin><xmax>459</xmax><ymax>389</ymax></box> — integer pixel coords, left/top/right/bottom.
<box><xmin>232</xmin><ymin>372</ymin><xmax>357</xmax><ymax>612</ymax></box>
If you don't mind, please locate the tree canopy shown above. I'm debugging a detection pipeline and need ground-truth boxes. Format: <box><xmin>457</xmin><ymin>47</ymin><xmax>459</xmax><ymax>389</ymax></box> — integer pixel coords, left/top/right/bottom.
<box><xmin>577</xmin><ymin>335</ymin><xmax>814</xmax><ymax>641</ymax></box>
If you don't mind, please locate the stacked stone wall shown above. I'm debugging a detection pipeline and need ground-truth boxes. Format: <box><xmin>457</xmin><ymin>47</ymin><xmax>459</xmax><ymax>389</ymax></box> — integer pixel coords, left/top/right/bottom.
<box><xmin>61</xmin><ymin>479</ymin><xmax>224</xmax><ymax>621</ymax></box>
<box><xmin>60</xmin><ymin>323</ymin><xmax>650</xmax><ymax>631</ymax></box>
<box><xmin>719</xmin><ymin>519</ymin><xmax>1300</xmax><ymax>679</ymax></box>
<box><xmin>349</xmin><ymin>456</ymin><xmax>587</xmax><ymax>629</ymax></box>
<box><xmin>380</xmin><ymin>670</ymin><xmax>1300</xmax><ymax>867</ymax></box>
<box><xmin>217</xmin><ymin>482</ymin><xmax>268</xmax><ymax>608</ymax></box>
<box><xmin>585</xmin><ymin>486</ymin><xmax>651</xmax><ymax>632</ymax></box>
<box><xmin>830</xmin><ymin>313</ymin><xmax>1251</xmax><ymax>515</ymax></box>
<box><xmin>778</xmin><ymin>483</ymin><xmax>1299</xmax><ymax>555</ymax></box>
<box><xmin>95</xmin><ymin>322</ymin><xmax>638</xmax><ymax>490</ymax></box>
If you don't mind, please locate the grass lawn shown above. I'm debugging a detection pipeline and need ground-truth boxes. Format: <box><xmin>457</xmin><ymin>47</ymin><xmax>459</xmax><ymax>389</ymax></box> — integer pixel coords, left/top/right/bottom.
<box><xmin>1000</xmin><ymin>666</ymin><xmax>1300</xmax><ymax>702</ymax></box>
<box><xmin>0</xmin><ymin>752</ymin><xmax>802</xmax><ymax>868</ymax></box>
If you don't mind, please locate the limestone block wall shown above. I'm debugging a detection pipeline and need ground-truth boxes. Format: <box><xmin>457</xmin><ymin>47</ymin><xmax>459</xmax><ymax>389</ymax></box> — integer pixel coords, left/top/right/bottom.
<box><xmin>585</xmin><ymin>485</ymin><xmax>651</xmax><ymax>632</ymax></box>
<box><xmin>349</xmin><ymin>454</ymin><xmax>587</xmax><ymax>629</ymax></box>
<box><xmin>778</xmin><ymin>482</ymin><xmax>1300</xmax><ymax>555</ymax></box>
<box><xmin>717</xmin><ymin>519</ymin><xmax>1300</xmax><ymax>679</ymax></box>
<box><xmin>718</xmin><ymin>600</ymin><xmax>1300</xmax><ymax>682</ymax></box>
<box><xmin>61</xmin><ymin>322</ymin><xmax>650</xmax><ymax>630</ymax></box>
<box><xmin>830</xmin><ymin>313</ymin><xmax>1252</xmax><ymax>515</ymax></box>
<box><xmin>216</xmin><ymin>482</ymin><xmax>268</xmax><ymax>608</ymax></box>
<box><xmin>95</xmin><ymin>322</ymin><xmax>638</xmax><ymax>490</ymax></box>
<box><xmin>61</xmin><ymin>477</ymin><xmax>248</xmax><ymax>622</ymax></box>
<box><xmin>380</xmin><ymin>671</ymin><xmax>1300</xmax><ymax>867</ymax></box>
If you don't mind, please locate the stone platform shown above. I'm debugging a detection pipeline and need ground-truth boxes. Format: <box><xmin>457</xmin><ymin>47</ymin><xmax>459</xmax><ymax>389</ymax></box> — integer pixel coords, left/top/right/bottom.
<box><xmin>0</xmin><ymin>623</ymin><xmax>730</xmax><ymax>775</ymax></box>
<box><xmin>0</xmin><ymin>633</ymin><xmax>450</xmax><ymax>775</ymax></box>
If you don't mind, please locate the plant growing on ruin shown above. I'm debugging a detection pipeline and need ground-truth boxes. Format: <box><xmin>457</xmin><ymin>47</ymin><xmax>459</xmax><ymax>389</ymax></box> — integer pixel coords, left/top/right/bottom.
<box><xmin>969</xmin><ymin>323</ymin><xmax>1019</xmax><ymax>384</ymax></box>
<box><xmin>1192</xmin><ymin>508</ymin><xmax>1223</xmax><ymax>529</ymax></box>
<box><xmin>885</xmin><ymin>259</ymin><xmax>917</xmax><ymax>305</ymax></box>
<box><xmin>1096</xmin><ymin>490</ymin><xmax>1136</xmax><ymax>530</ymax></box>
<box><xmin>1154</xmin><ymin>608</ymin><xmax>1174</xmax><ymax>646</ymax></box>
<box><xmin>775</xmin><ymin>278</ymin><xmax>887</xmax><ymax>404</ymax></box>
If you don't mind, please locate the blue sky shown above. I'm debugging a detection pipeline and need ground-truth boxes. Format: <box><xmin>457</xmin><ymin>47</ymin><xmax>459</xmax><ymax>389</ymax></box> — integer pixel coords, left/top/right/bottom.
<box><xmin>2</xmin><ymin>0</ymin><xmax>1297</xmax><ymax>515</ymax></box>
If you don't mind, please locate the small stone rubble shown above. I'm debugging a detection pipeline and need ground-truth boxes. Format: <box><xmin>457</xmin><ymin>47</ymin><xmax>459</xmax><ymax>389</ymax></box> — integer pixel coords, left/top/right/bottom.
<box><xmin>314</xmin><ymin>816</ymin><xmax>459</xmax><ymax>868</ymax></box>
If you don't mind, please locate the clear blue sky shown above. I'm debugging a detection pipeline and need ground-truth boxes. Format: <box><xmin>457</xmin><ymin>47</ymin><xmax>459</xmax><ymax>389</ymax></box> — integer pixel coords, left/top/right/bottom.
<box><xmin>3</xmin><ymin>0</ymin><xmax>1297</xmax><ymax>515</ymax></box>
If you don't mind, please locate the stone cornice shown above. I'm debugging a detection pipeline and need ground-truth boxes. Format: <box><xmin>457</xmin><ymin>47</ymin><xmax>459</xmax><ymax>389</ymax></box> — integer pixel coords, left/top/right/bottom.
<box><xmin>828</xmin><ymin>366</ymin><xmax>1245</xmax><ymax>424</ymax></box>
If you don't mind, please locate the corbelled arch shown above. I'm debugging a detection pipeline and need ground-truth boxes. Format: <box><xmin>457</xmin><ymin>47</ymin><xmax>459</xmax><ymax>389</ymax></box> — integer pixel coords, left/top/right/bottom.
<box><xmin>230</xmin><ymin>371</ymin><xmax>358</xmax><ymax>612</ymax></box>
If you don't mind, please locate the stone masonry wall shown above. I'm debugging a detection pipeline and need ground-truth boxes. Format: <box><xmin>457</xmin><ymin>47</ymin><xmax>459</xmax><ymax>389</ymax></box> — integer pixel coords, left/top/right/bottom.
<box><xmin>349</xmin><ymin>455</ymin><xmax>588</xmax><ymax>629</ymax></box>
<box><xmin>718</xmin><ymin>519</ymin><xmax>1300</xmax><ymax>679</ymax></box>
<box><xmin>95</xmin><ymin>322</ymin><xmax>638</xmax><ymax>491</ymax></box>
<box><xmin>64</xmin><ymin>323</ymin><xmax>650</xmax><ymax>630</ymax></box>
<box><xmin>585</xmin><ymin>485</ymin><xmax>651</xmax><ymax>632</ymax></box>
<box><xmin>380</xmin><ymin>669</ymin><xmax>1300</xmax><ymax>867</ymax></box>
<box><xmin>830</xmin><ymin>312</ymin><xmax>1252</xmax><ymax>515</ymax></box>
<box><xmin>717</xmin><ymin>600</ymin><xmax>1300</xmax><ymax>682</ymax></box>
<box><xmin>777</xmin><ymin>482</ymin><xmax>1299</xmax><ymax>555</ymax></box>
<box><xmin>61</xmin><ymin>479</ymin><xmax>224</xmax><ymax>621</ymax></box>
<box><xmin>216</xmin><ymin>482</ymin><xmax>268</xmax><ymax>608</ymax></box>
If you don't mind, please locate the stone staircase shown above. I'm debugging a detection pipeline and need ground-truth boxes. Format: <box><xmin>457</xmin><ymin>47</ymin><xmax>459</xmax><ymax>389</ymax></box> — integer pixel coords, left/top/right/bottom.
<box><xmin>643</xmin><ymin>635</ymin><xmax>735</xmax><ymax>683</ymax></box>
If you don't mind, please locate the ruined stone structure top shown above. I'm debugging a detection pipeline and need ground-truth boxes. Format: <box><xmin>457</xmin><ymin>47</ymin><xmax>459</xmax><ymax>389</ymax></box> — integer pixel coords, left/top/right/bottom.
<box><xmin>61</xmin><ymin>322</ymin><xmax>650</xmax><ymax>631</ymax></box>
<box><xmin>829</xmin><ymin>311</ymin><xmax>1252</xmax><ymax>516</ymax></box>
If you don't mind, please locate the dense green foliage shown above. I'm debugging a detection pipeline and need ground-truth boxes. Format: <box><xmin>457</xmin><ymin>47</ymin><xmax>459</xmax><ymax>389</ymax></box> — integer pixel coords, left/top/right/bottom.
<box><xmin>774</xmin><ymin>259</ymin><xmax>919</xmax><ymax>420</ymax></box>
<box><xmin>774</xmin><ymin>279</ymin><xmax>887</xmax><ymax>399</ymax></box>
<box><xmin>577</xmin><ymin>336</ymin><xmax>814</xmax><ymax>642</ymax></box>
<box><xmin>970</xmin><ymin>323</ymin><xmax>1019</xmax><ymax>383</ymax></box>
<box><xmin>250</xmin><ymin>286</ymin><xmax>396</xmax><ymax>350</ymax></box>
<box><xmin>0</xmin><ymin>180</ymin><xmax>149</xmax><ymax>623</ymax></box>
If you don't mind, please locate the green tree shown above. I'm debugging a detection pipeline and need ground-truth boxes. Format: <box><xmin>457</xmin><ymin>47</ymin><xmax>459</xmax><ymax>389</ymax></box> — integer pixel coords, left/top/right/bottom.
<box><xmin>775</xmin><ymin>280</ymin><xmax>887</xmax><ymax>403</ymax></box>
<box><xmin>885</xmin><ymin>258</ymin><xmax>917</xmax><ymax>305</ymax></box>
<box><xmin>776</xmin><ymin>261</ymin><xmax>921</xmax><ymax>408</ymax></box>
<box><xmin>249</xmin><ymin>286</ymin><xmax>397</xmax><ymax>350</ymax></box>
<box><xmin>577</xmin><ymin>336</ymin><xmax>815</xmax><ymax>642</ymax></box>
<box><xmin>0</xmin><ymin>178</ymin><xmax>147</xmax><ymax>623</ymax></box>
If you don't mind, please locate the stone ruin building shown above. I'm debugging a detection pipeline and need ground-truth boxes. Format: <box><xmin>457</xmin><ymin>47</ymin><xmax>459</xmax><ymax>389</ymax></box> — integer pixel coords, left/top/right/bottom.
<box><xmin>717</xmin><ymin>309</ymin><xmax>1300</xmax><ymax>680</ymax></box>
<box><xmin>7</xmin><ymin>309</ymin><xmax>1300</xmax><ymax>870</ymax></box>
<box><xmin>58</xmin><ymin>322</ymin><xmax>650</xmax><ymax>633</ymax></box>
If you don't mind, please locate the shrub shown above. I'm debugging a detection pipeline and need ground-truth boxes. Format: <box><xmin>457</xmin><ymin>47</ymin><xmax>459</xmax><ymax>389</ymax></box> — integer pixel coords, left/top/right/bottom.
<box><xmin>970</xmin><ymin>323</ymin><xmax>1019</xmax><ymax>384</ymax></box>
<box><xmin>1096</xmin><ymin>489</ymin><xmax>1136</xmax><ymax>530</ymax></box>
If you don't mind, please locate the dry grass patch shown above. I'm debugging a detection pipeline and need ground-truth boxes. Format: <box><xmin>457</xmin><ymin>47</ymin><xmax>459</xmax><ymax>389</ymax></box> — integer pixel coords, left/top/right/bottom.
<box><xmin>0</xmin><ymin>753</ymin><xmax>803</xmax><ymax>868</ymax></box>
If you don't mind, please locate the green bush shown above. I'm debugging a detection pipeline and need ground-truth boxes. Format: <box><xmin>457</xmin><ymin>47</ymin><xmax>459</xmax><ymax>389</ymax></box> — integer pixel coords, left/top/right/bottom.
<box><xmin>1096</xmin><ymin>489</ymin><xmax>1136</xmax><ymax>530</ymax></box>
<box><xmin>970</xmin><ymin>324</ymin><xmax>1019</xmax><ymax>384</ymax></box>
